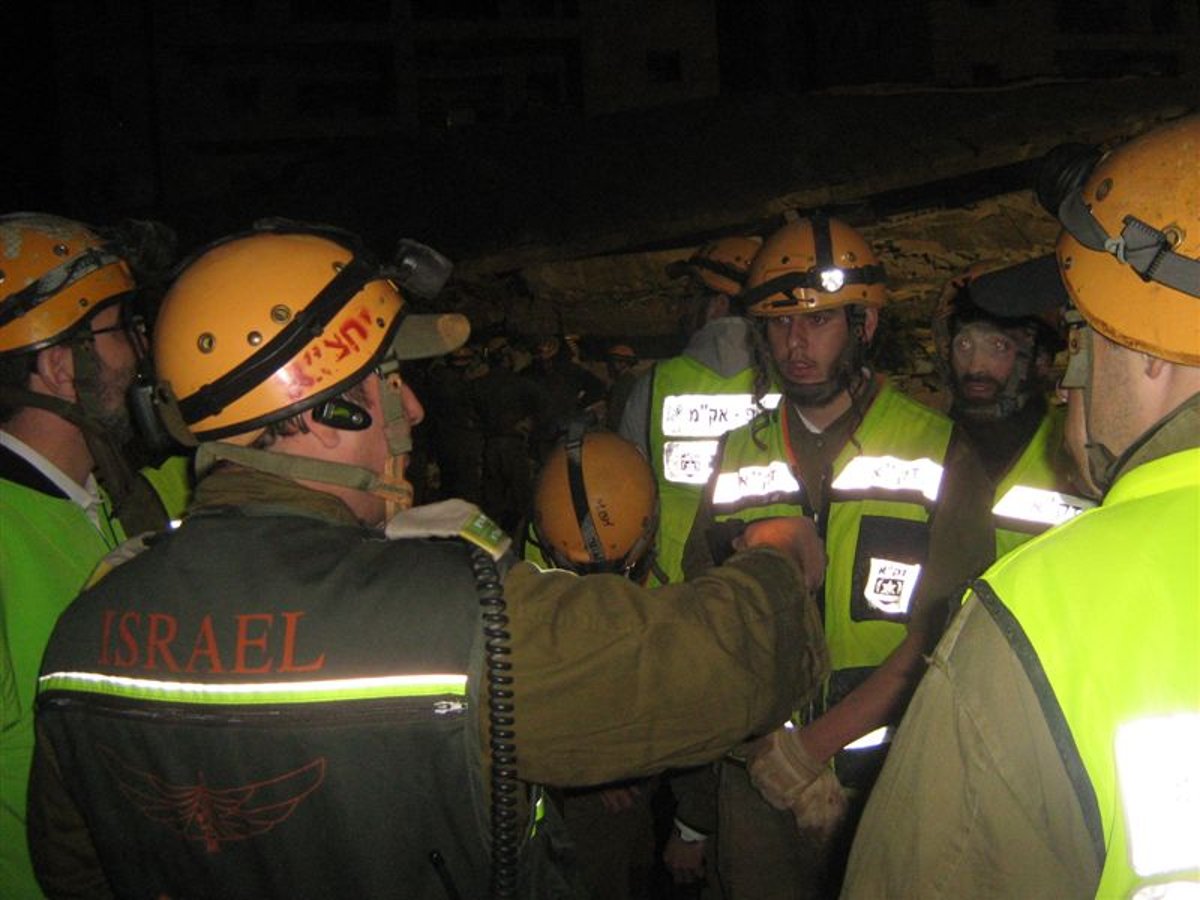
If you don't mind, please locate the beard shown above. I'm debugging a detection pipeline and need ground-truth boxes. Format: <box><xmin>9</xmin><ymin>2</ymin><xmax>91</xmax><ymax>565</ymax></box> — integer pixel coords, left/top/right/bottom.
<box><xmin>775</xmin><ymin>338</ymin><xmax>862</xmax><ymax>410</ymax></box>
<box><xmin>75</xmin><ymin>358</ymin><xmax>137</xmax><ymax>447</ymax></box>
<box><xmin>950</xmin><ymin>371</ymin><xmax>1030</xmax><ymax>422</ymax></box>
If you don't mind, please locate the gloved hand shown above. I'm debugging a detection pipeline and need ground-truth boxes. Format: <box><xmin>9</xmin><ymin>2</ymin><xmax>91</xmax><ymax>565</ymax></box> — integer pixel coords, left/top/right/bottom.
<box><xmin>747</xmin><ymin>727</ymin><xmax>848</xmax><ymax>843</ymax></box>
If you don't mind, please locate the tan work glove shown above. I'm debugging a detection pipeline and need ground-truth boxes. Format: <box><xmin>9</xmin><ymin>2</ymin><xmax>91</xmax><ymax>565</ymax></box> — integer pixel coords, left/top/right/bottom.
<box><xmin>747</xmin><ymin>727</ymin><xmax>848</xmax><ymax>844</ymax></box>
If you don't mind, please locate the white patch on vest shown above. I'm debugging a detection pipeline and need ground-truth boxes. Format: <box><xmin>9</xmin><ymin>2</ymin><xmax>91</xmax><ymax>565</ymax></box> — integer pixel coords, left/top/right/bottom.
<box><xmin>831</xmin><ymin>456</ymin><xmax>944</xmax><ymax>502</ymax></box>
<box><xmin>712</xmin><ymin>461</ymin><xmax>800</xmax><ymax>505</ymax></box>
<box><xmin>863</xmin><ymin>558</ymin><xmax>921</xmax><ymax>614</ymax></box>
<box><xmin>1116</xmin><ymin>713</ymin><xmax>1200</xmax><ymax>878</ymax></box>
<box><xmin>991</xmin><ymin>485</ymin><xmax>1094</xmax><ymax>526</ymax></box>
<box><xmin>663</xmin><ymin>439</ymin><xmax>720</xmax><ymax>484</ymax></box>
<box><xmin>661</xmin><ymin>393</ymin><xmax>781</xmax><ymax>438</ymax></box>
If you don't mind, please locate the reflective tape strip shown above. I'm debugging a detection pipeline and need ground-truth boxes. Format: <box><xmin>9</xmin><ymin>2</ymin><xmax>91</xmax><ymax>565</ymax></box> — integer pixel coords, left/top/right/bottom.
<box><xmin>1116</xmin><ymin>713</ymin><xmax>1200</xmax><ymax>878</ymax></box>
<box><xmin>843</xmin><ymin>726</ymin><xmax>894</xmax><ymax>751</ymax></box>
<box><xmin>862</xmin><ymin>558</ymin><xmax>921</xmax><ymax>616</ymax></box>
<box><xmin>663</xmin><ymin>439</ymin><xmax>719</xmax><ymax>484</ymax></box>
<box><xmin>992</xmin><ymin>485</ymin><xmax>1094</xmax><ymax>527</ymax></box>
<box><xmin>712</xmin><ymin>460</ymin><xmax>801</xmax><ymax>505</ymax></box>
<box><xmin>661</xmin><ymin>392</ymin><xmax>781</xmax><ymax>438</ymax></box>
<box><xmin>39</xmin><ymin>670</ymin><xmax>468</xmax><ymax>706</ymax></box>
<box><xmin>831</xmin><ymin>456</ymin><xmax>944</xmax><ymax>503</ymax></box>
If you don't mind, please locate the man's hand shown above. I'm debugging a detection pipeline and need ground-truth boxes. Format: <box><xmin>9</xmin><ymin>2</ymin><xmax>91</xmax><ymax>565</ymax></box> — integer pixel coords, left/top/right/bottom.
<box><xmin>747</xmin><ymin>727</ymin><xmax>848</xmax><ymax>844</ymax></box>
<box><xmin>662</xmin><ymin>831</ymin><xmax>706</xmax><ymax>885</ymax></box>
<box><xmin>738</xmin><ymin>517</ymin><xmax>826</xmax><ymax>591</ymax></box>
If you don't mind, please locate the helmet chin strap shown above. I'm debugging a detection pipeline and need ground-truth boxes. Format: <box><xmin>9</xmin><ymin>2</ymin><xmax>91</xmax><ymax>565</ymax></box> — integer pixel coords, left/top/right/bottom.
<box><xmin>195</xmin><ymin>442</ymin><xmax>414</xmax><ymax>517</ymax></box>
<box><xmin>194</xmin><ymin>369</ymin><xmax>419</xmax><ymax>521</ymax></box>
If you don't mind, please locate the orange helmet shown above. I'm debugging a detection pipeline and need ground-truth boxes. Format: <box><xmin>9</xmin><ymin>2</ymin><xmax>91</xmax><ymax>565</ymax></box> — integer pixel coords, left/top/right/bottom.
<box><xmin>739</xmin><ymin>216</ymin><xmax>886</xmax><ymax>317</ymax></box>
<box><xmin>532</xmin><ymin>428</ymin><xmax>658</xmax><ymax>576</ymax></box>
<box><xmin>0</xmin><ymin>213</ymin><xmax>135</xmax><ymax>356</ymax></box>
<box><xmin>667</xmin><ymin>235</ymin><xmax>763</xmax><ymax>297</ymax></box>
<box><xmin>154</xmin><ymin>226</ymin><xmax>468</xmax><ymax>443</ymax></box>
<box><xmin>1051</xmin><ymin>114</ymin><xmax>1200</xmax><ymax>365</ymax></box>
<box><xmin>606</xmin><ymin>343</ymin><xmax>637</xmax><ymax>362</ymax></box>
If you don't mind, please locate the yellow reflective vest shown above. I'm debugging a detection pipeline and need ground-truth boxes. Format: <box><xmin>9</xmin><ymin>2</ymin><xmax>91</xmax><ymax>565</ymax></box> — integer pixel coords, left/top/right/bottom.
<box><xmin>976</xmin><ymin>447</ymin><xmax>1200</xmax><ymax>898</ymax></box>
<box><xmin>710</xmin><ymin>383</ymin><xmax>953</xmax><ymax>702</ymax></box>
<box><xmin>647</xmin><ymin>355</ymin><xmax>776</xmax><ymax>585</ymax></box>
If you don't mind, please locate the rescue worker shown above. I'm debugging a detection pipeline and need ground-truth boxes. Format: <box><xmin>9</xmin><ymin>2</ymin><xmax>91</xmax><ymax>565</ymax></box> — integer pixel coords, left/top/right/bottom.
<box><xmin>683</xmin><ymin>215</ymin><xmax>994</xmax><ymax>899</ymax></box>
<box><xmin>619</xmin><ymin>235</ymin><xmax>774</xmax><ymax>588</ymax></box>
<box><xmin>840</xmin><ymin>113</ymin><xmax>1200</xmax><ymax>900</ymax></box>
<box><xmin>0</xmin><ymin>213</ymin><xmax>184</xmax><ymax>898</ymax></box>
<box><xmin>934</xmin><ymin>262</ymin><xmax>1094</xmax><ymax>557</ymax></box>
<box><xmin>27</xmin><ymin>222</ymin><xmax>828</xmax><ymax>900</ymax></box>
<box><xmin>524</xmin><ymin>427</ymin><xmax>661</xmax><ymax>899</ymax></box>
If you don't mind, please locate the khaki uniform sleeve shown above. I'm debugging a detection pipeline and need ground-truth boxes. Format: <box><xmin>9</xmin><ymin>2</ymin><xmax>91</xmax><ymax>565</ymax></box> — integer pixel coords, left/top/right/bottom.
<box><xmin>501</xmin><ymin>549</ymin><xmax>825</xmax><ymax>787</ymax></box>
<box><xmin>841</xmin><ymin>596</ymin><xmax>1100</xmax><ymax>900</ymax></box>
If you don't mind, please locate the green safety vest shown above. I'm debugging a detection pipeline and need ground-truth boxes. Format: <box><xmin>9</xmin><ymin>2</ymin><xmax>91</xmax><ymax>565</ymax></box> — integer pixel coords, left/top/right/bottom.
<box><xmin>648</xmin><ymin>355</ymin><xmax>778</xmax><ymax>585</ymax></box>
<box><xmin>991</xmin><ymin>406</ymin><xmax>1093</xmax><ymax>558</ymax></box>
<box><xmin>1</xmin><ymin>477</ymin><xmax>126</xmax><ymax>899</ymax></box>
<box><xmin>975</xmin><ymin>447</ymin><xmax>1200</xmax><ymax>899</ymax></box>
<box><xmin>711</xmin><ymin>382</ymin><xmax>952</xmax><ymax>702</ymax></box>
<box><xmin>140</xmin><ymin>454</ymin><xmax>193</xmax><ymax>522</ymax></box>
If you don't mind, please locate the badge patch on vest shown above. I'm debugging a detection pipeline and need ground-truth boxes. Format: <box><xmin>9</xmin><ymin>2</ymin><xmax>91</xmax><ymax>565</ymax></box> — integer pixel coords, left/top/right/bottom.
<box><xmin>850</xmin><ymin>516</ymin><xmax>930</xmax><ymax>623</ymax></box>
<box><xmin>862</xmin><ymin>558</ymin><xmax>921</xmax><ymax>615</ymax></box>
<box><xmin>663</xmin><ymin>439</ymin><xmax>720</xmax><ymax>484</ymax></box>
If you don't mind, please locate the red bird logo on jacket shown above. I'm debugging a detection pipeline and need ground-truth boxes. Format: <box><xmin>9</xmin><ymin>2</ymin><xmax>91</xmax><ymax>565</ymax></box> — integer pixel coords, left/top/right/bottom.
<box><xmin>100</xmin><ymin>746</ymin><xmax>326</xmax><ymax>853</ymax></box>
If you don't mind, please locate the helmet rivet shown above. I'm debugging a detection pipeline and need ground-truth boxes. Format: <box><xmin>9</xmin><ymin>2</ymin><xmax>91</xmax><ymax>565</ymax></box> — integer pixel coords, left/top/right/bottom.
<box><xmin>53</xmin><ymin>243</ymin><xmax>69</xmax><ymax>257</ymax></box>
<box><xmin>198</xmin><ymin>333</ymin><xmax>215</xmax><ymax>353</ymax></box>
<box><xmin>844</xmin><ymin>251</ymin><xmax>858</xmax><ymax>263</ymax></box>
<box><xmin>376</xmin><ymin>317</ymin><xmax>386</xmax><ymax>327</ymax></box>
<box><xmin>781</xmin><ymin>255</ymin><xmax>791</xmax><ymax>264</ymax></box>
<box><xmin>270</xmin><ymin>304</ymin><xmax>292</xmax><ymax>323</ymax></box>
<box><xmin>1162</xmin><ymin>225</ymin><xmax>1184</xmax><ymax>248</ymax></box>
<box><xmin>1062</xmin><ymin>256</ymin><xmax>1073</xmax><ymax>271</ymax></box>
<box><xmin>79</xmin><ymin>297</ymin><xmax>89</xmax><ymax>308</ymax></box>
<box><xmin>1095</xmin><ymin>178</ymin><xmax>1113</xmax><ymax>202</ymax></box>
<box><xmin>332</xmin><ymin>261</ymin><xmax>345</xmax><ymax>273</ymax></box>
<box><xmin>247</xmin><ymin>330</ymin><xmax>263</xmax><ymax>346</ymax></box>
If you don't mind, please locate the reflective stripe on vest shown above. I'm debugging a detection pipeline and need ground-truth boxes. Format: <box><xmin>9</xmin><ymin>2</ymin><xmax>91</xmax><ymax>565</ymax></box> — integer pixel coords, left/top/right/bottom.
<box><xmin>661</xmin><ymin>393</ymin><xmax>780</xmax><ymax>485</ymax></box>
<box><xmin>991</xmin><ymin>406</ymin><xmax>1096</xmax><ymax>557</ymax></box>
<box><xmin>830</xmin><ymin>454</ymin><xmax>944</xmax><ymax>504</ymax></box>
<box><xmin>712</xmin><ymin>460</ymin><xmax>802</xmax><ymax>505</ymax></box>
<box><xmin>992</xmin><ymin>485</ymin><xmax>1092</xmax><ymax>528</ymax></box>
<box><xmin>39</xmin><ymin>670</ymin><xmax>468</xmax><ymax>706</ymax></box>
